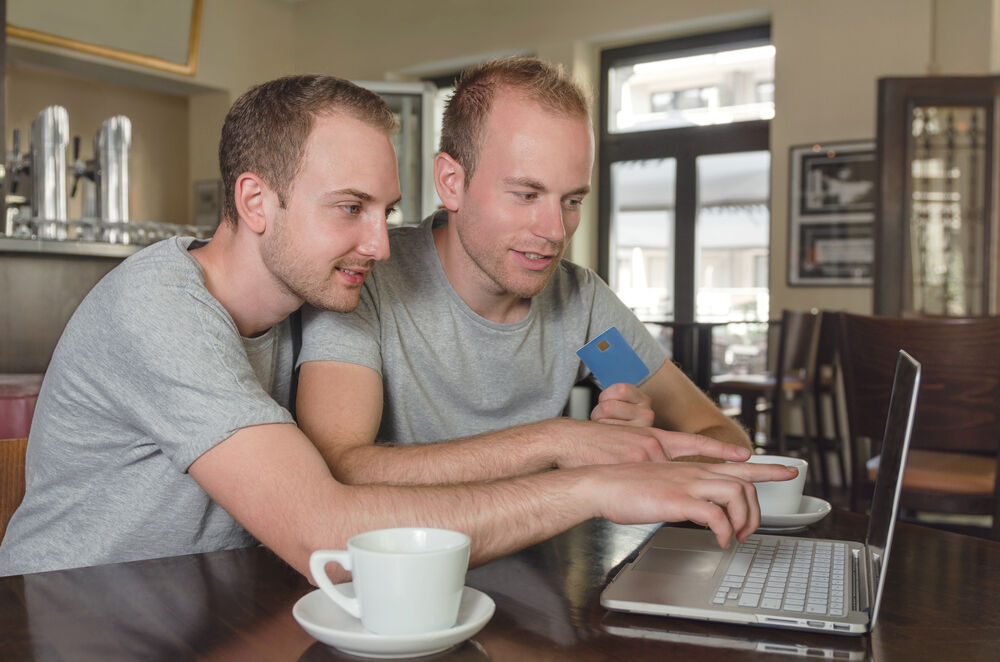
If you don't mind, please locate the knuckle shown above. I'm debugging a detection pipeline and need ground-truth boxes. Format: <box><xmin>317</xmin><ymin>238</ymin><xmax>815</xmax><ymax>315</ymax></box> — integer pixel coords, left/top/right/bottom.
<box><xmin>703</xmin><ymin>504</ymin><xmax>728</xmax><ymax>527</ymax></box>
<box><xmin>623</xmin><ymin>445</ymin><xmax>648</xmax><ymax>463</ymax></box>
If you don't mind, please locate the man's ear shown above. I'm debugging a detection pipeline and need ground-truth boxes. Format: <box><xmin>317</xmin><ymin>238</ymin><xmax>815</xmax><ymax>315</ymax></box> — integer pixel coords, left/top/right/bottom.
<box><xmin>434</xmin><ymin>152</ymin><xmax>466</xmax><ymax>212</ymax></box>
<box><xmin>233</xmin><ymin>173</ymin><xmax>270</xmax><ymax>235</ymax></box>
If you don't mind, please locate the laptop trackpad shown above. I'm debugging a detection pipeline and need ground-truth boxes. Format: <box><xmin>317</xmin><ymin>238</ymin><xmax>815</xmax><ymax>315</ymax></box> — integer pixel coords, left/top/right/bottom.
<box><xmin>633</xmin><ymin>548</ymin><xmax>724</xmax><ymax>578</ymax></box>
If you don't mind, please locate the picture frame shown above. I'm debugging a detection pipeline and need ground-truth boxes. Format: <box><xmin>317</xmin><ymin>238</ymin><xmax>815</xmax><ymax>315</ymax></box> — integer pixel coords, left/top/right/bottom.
<box><xmin>7</xmin><ymin>0</ymin><xmax>203</xmax><ymax>76</ymax></box>
<box><xmin>788</xmin><ymin>140</ymin><xmax>875</xmax><ymax>286</ymax></box>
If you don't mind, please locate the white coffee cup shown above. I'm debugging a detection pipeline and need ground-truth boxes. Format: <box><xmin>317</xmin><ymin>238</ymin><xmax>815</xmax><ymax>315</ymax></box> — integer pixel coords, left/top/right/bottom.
<box><xmin>746</xmin><ymin>454</ymin><xmax>809</xmax><ymax>516</ymax></box>
<box><xmin>309</xmin><ymin>527</ymin><xmax>471</xmax><ymax>635</ymax></box>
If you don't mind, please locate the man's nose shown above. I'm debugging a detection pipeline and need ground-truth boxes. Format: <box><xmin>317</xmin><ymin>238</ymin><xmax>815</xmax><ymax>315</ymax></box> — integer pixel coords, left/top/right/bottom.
<box><xmin>532</xmin><ymin>199</ymin><xmax>566</xmax><ymax>244</ymax></box>
<box><xmin>359</xmin><ymin>217</ymin><xmax>391</xmax><ymax>261</ymax></box>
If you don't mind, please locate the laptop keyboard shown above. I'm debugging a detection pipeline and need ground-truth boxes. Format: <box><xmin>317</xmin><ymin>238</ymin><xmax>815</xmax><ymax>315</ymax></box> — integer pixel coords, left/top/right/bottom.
<box><xmin>712</xmin><ymin>536</ymin><xmax>848</xmax><ymax>617</ymax></box>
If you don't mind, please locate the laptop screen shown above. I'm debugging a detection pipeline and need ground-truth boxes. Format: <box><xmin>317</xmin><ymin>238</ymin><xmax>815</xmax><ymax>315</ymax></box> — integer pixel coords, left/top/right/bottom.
<box><xmin>863</xmin><ymin>350</ymin><xmax>921</xmax><ymax>624</ymax></box>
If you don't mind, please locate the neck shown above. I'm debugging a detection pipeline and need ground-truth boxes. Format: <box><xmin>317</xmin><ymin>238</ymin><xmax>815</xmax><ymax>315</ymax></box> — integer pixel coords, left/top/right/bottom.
<box><xmin>432</xmin><ymin>218</ymin><xmax>531</xmax><ymax>324</ymax></box>
<box><xmin>191</xmin><ymin>223</ymin><xmax>302</xmax><ymax>337</ymax></box>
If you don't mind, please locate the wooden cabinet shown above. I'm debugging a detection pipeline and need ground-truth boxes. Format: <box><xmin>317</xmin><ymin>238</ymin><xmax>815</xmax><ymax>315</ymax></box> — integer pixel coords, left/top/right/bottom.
<box><xmin>874</xmin><ymin>76</ymin><xmax>1000</xmax><ymax>317</ymax></box>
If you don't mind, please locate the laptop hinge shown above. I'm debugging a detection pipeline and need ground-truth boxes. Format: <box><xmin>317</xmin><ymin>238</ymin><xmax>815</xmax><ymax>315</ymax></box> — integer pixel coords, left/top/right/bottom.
<box><xmin>853</xmin><ymin>546</ymin><xmax>872</xmax><ymax>614</ymax></box>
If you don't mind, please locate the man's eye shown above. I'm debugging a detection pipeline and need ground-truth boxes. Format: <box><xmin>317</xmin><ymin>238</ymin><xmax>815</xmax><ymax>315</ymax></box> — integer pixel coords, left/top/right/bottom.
<box><xmin>340</xmin><ymin>204</ymin><xmax>362</xmax><ymax>215</ymax></box>
<box><xmin>386</xmin><ymin>206</ymin><xmax>399</xmax><ymax>219</ymax></box>
<box><xmin>564</xmin><ymin>198</ymin><xmax>584</xmax><ymax>209</ymax></box>
<box><xmin>516</xmin><ymin>192</ymin><xmax>538</xmax><ymax>201</ymax></box>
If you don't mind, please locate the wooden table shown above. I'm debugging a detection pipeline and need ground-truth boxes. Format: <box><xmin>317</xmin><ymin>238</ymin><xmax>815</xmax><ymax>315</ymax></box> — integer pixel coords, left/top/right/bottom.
<box><xmin>1</xmin><ymin>511</ymin><xmax>998</xmax><ymax>661</ymax></box>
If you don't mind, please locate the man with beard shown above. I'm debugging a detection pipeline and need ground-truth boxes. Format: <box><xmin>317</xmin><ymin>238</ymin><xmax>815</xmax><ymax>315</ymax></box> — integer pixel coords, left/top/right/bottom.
<box><xmin>295</xmin><ymin>57</ymin><xmax>753</xmax><ymax>486</ymax></box>
<box><xmin>0</xmin><ymin>74</ymin><xmax>793</xmax><ymax>579</ymax></box>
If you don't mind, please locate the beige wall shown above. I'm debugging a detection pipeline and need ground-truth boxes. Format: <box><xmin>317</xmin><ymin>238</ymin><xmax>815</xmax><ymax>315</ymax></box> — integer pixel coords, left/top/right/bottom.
<box><xmin>6</xmin><ymin>0</ymin><xmax>1000</xmax><ymax>316</ymax></box>
<box><xmin>185</xmin><ymin>0</ymin><xmax>298</xmax><ymax>185</ymax></box>
<box><xmin>291</xmin><ymin>0</ymin><xmax>999</xmax><ymax>316</ymax></box>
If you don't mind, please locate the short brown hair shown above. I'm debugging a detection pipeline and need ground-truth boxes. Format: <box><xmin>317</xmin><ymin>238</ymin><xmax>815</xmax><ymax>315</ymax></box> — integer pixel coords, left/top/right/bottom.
<box><xmin>219</xmin><ymin>74</ymin><xmax>397</xmax><ymax>224</ymax></box>
<box><xmin>440</xmin><ymin>57</ymin><xmax>590</xmax><ymax>187</ymax></box>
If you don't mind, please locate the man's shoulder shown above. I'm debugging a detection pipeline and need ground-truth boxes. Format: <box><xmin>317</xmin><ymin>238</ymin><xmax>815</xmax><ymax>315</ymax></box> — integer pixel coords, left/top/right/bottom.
<box><xmin>367</xmin><ymin>221</ymin><xmax>436</xmax><ymax>290</ymax></box>
<box><xmin>550</xmin><ymin>259</ymin><xmax>602</xmax><ymax>292</ymax></box>
<box><xmin>385</xmin><ymin>219</ymin><xmax>431</xmax><ymax>260</ymax></box>
<box><xmin>106</xmin><ymin>237</ymin><xmax>202</xmax><ymax>291</ymax></box>
<box><xmin>78</xmin><ymin>237</ymin><xmax>217</xmax><ymax>333</ymax></box>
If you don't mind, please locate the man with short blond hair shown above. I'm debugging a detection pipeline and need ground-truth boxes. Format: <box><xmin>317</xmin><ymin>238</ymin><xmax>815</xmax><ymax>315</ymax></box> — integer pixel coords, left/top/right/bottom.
<box><xmin>440</xmin><ymin>57</ymin><xmax>590</xmax><ymax>186</ymax></box>
<box><xmin>296</xmin><ymin>57</ymin><xmax>752</xmax><ymax>487</ymax></box>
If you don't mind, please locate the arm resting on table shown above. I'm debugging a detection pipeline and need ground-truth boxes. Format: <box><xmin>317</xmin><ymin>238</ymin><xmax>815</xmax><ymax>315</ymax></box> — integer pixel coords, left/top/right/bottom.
<box><xmin>188</xmin><ymin>422</ymin><xmax>796</xmax><ymax>580</ymax></box>
<box><xmin>296</xmin><ymin>360</ymin><xmax>751</xmax><ymax>485</ymax></box>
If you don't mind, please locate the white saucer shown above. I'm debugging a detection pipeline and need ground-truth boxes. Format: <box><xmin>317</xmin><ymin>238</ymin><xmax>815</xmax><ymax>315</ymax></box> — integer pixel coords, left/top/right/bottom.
<box><xmin>293</xmin><ymin>584</ymin><xmax>495</xmax><ymax>659</ymax></box>
<box><xmin>757</xmin><ymin>495</ymin><xmax>832</xmax><ymax>532</ymax></box>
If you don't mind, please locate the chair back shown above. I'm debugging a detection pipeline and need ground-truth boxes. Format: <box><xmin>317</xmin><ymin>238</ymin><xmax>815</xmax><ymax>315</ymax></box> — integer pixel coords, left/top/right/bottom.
<box><xmin>0</xmin><ymin>437</ymin><xmax>28</xmax><ymax>543</ymax></box>
<box><xmin>775</xmin><ymin>309</ymin><xmax>821</xmax><ymax>383</ymax></box>
<box><xmin>838</xmin><ymin>314</ymin><xmax>1000</xmax><ymax>455</ymax></box>
<box><xmin>838</xmin><ymin>313</ymin><xmax>1000</xmax><ymax>533</ymax></box>
<box><xmin>813</xmin><ymin>312</ymin><xmax>840</xmax><ymax>387</ymax></box>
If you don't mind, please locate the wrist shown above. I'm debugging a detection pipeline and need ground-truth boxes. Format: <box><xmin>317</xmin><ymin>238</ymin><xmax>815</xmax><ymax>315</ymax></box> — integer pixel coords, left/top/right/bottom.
<box><xmin>563</xmin><ymin>464</ymin><xmax>607</xmax><ymax>520</ymax></box>
<box><xmin>523</xmin><ymin>418</ymin><xmax>570</xmax><ymax>469</ymax></box>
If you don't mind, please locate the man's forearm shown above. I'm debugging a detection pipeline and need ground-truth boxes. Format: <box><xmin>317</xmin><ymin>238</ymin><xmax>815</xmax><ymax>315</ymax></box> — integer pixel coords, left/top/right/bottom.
<box><xmin>193</xmin><ymin>423</ymin><xmax>795</xmax><ymax>583</ymax></box>
<box><xmin>192</xmin><ymin>423</ymin><xmax>596</xmax><ymax>581</ymax></box>
<box><xmin>330</xmin><ymin>420</ymin><xmax>564</xmax><ymax>485</ymax></box>
<box><xmin>337</xmin><ymin>467</ymin><xmax>594</xmax><ymax>570</ymax></box>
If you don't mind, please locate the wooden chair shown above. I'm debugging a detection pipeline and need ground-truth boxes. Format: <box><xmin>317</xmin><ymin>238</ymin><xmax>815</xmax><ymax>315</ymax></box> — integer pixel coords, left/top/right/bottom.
<box><xmin>1</xmin><ymin>437</ymin><xmax>28</xmax><ymax>543</ymax></box>
<box><xmin>810</xmin><ymin>311</ymin><xmax>849</xmax><ymax>497</ymax></box>
<box><xmin>710</xmin><ymin>309</ymin><xmax>823</xmax><ymax>485</ymax></box>
<box><xmin>837</xmin><ymin>312</ymin><xmax>1000</xmax><ymax>539</ymax></box>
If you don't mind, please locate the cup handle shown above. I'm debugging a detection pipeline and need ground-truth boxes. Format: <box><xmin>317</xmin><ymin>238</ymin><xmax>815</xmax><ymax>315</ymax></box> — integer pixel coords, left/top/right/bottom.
<box><xmin>309</xmin><ymin>550</ymin><xmax>361</xmax><ymax>619</ymax></box>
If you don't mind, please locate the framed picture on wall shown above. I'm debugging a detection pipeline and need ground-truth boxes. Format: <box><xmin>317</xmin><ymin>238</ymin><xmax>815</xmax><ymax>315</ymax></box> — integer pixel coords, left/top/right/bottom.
<box><xmin>788</xmin><ymin>140</ymin><xmax>875</xmax><ymax>286</ymax></box>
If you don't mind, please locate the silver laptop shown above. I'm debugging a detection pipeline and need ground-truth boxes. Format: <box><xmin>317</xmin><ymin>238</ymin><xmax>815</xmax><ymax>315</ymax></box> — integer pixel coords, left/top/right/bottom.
<box><xmin>601</xmin><ymin>350</ymin><xmax>920</xmax><ymax>635</ymax></box>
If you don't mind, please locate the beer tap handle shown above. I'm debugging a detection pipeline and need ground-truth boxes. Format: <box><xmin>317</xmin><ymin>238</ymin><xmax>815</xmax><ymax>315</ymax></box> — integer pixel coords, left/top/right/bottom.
<box><xmin>10</xmin><ymin>129</ymin><xmax>22</xmax><ymax>193</ymax></box>
<box><xmin>71</xmin><ymin>136</ymin><xmax>81</xmax><ymax>197</ymax></box>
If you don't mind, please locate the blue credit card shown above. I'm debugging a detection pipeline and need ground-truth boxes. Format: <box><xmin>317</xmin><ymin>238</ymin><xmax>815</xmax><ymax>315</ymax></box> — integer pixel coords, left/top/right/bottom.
<box><xmin>576</xmin><ymin>326</ymin><xmax>650</xmax><ymax>388</ymax></box>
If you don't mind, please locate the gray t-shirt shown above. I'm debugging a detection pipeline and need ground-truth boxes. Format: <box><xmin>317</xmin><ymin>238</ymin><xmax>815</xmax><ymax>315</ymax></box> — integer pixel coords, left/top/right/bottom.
<box><xmin>299</xmin><ymin>211</ymin><xmax>666</xmax><ymax>443</ymax></box>
<box><xmin>0</xmin><ymin>237</ymin><xmax>295</xmax><ymax>576</ymax></box>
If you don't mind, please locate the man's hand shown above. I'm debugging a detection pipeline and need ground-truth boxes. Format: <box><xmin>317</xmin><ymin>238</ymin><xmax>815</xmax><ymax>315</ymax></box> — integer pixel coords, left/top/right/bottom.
<box><xmin>590</xmin><ymin>382</ymin><xmax>654</xmax><ymax>427</ymax></box>
<box><xmin>550</xmin><ymin>418</ymin><xmax>751</xmax><ymax>468</ymax></box>
<box><xmin>580</xmin><ymin>460</ymin><xmax>799</xmax><ymax>548</ymax></box>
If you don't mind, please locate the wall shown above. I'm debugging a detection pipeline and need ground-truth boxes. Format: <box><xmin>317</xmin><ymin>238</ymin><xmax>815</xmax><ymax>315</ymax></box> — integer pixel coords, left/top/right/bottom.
<box><xmin>291</xmin><ymin>0</ymin><xmax>999</xmax><ymax>316</ymax></box>
<box><xmin>184</xmin><ymin>0</ymin><xmax>299</xmax><ymax>186</ymax></box>
<box><xmin>3</xmin><ymin>1</ymin><xmax>1000</xmax><ymax>374</ymax></box>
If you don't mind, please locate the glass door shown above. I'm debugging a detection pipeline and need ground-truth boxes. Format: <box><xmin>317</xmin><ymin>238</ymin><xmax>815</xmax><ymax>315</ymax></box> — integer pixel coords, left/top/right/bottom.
<box><xmin>696</xmin><ymin>151</ymin><xmax>770</xmax><ymax>375</ymax></box>
<box><xmin>875</xmin><ymin>76</ymin><xmax>1000</xmax><ymax>317</ymax></box>
<box><xmin>609</xmin><ymin>159</ymin><xmax>676</xmax><ymax>321</ymax></box>
<box><xmin>600</xmin><ymin>26</ymin><xmax>773</xmax><ymax>387</ymax></box>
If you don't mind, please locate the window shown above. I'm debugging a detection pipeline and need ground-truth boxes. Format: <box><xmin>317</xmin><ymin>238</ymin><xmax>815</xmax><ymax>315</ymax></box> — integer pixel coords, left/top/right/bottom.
<box><xmin>599</xmin><ymin>25</ymin><xmax>773</xmax><ymax>383</ymax></box>
<box><xmin>607</xmin><ymin>39</ymin><xmax>775</xmax><ymax>133</ymax></box>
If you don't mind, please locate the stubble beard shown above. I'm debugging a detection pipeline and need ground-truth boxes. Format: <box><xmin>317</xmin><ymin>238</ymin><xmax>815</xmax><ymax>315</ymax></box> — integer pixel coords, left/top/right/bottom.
<box><xmin>455</xmin><ymin>222</ymin><xmax>563</xmax><ymax>299</ymax></box>
<box><xmin>261</xmin><ymin>222</ymin><xmax>364</xmax><ymax>314</ymax></box>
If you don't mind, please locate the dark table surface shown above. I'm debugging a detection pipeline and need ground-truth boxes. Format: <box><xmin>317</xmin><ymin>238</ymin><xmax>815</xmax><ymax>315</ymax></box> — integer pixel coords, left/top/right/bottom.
<box><xmin>1</xmin><ymin>509</ymin><xmax>998</xmax><ymax>661</ymax></box>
